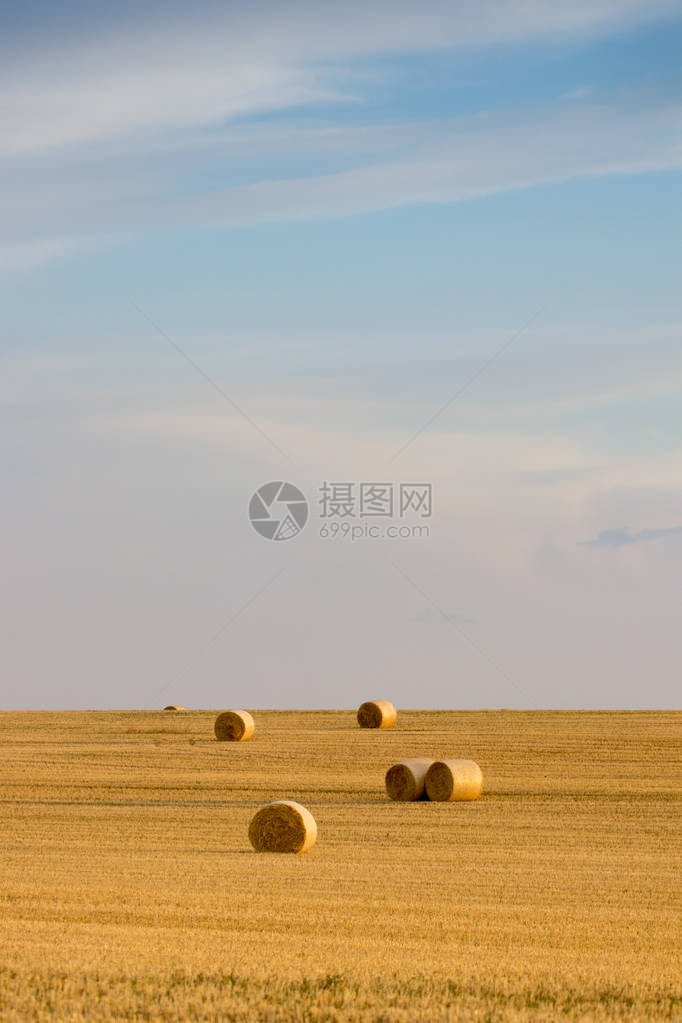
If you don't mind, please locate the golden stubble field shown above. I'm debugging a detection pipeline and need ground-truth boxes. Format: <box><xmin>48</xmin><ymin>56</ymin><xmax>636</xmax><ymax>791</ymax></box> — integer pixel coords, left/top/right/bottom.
<box><xmin>0</xmin><ymin>710</ymin><xmax>680</xmax><ymax>1021</ymax></box>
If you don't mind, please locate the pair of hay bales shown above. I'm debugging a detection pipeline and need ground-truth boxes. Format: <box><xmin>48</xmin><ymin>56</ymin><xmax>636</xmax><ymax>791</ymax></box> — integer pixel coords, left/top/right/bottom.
<box><xmin>386</xmin><ymin>758</ymin><xmax>483</xmax><ymax>802</ymax></box>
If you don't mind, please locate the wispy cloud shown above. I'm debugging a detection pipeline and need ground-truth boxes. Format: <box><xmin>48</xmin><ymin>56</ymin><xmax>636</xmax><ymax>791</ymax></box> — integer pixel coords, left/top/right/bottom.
<box><xmin>185</xmin><ymin>97</ymin><xmax>682</xmax><ymax>224</ymax></box>
<box><xmin>4</xmin><ymin>92</ymin><xmax>682</xmax><ymax>266</ymax></box>
<box><xmin>1</xmin><ymin>1</ymin><xmax>681</xmax><ymax>271</ymax></box>
<box><xmin>579</xmin><ymin>525</ymin><xmax>682</xmax><ymax>547</ymax></box>
<box><xmin>3</xmin><ymin>1</ymin><xmax>678</xmax><ymax>157</ymax></box>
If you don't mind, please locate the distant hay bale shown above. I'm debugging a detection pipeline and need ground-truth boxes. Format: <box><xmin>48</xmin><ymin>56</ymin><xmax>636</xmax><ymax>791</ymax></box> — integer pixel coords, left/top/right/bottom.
<box><xmin>357</xmin><ymin>700</ymin><xmax>397</xmax><ymax>729</ymax></box>
<box><xmin>385</xmin><ymin>758</ymin><xmax>434</xmax><ymax>801</ymax></box>
<box><xmin>425</xmin><ymin>759</ymin><xmax>483</xmax><ymax>802</ymax></box>
<box><xmin>163</xmin><ymin>705</ymin><xmax>186</xmax><ymax>711</ymax></box>
<box><xmin>214</xmin><ymin>710</ymin><xmax>255</xmax><ymax>742</ymax></box>
<box><xmin>248</xmin><ymin>800</ymin><xmax>317</xmax><ymax>853</ymax></box>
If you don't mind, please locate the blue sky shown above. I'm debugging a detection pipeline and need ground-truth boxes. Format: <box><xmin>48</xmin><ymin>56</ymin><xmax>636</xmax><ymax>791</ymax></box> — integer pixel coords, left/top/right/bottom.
<box><xmin>2</xmin><ymin>1</ymin><xmax>681</xmax><ymax>709</ymax></box>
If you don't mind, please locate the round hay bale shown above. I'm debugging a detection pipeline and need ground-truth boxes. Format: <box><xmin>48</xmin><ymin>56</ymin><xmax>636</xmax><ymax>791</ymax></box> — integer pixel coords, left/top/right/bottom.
<box><xmin>214</xmin><ymin>710</ymin><xmax>255</xmax><ymax>742</ymax></box>
<box><xmin>385</xmin><ymin>757</ymin><xmax>434</xmax><ymax>801</ymax></box>
<box><xmin>163</xmin><ymin>705</ymin><xmax>186</xmax><ymax>711</ymax></box>
<box><xmin>425</xmin><ymin>759</ymin><xmax>483</xmax><ymax>802</ymax></box>
<box><xmin>357</xmin><ymin>700</ymin><xmax>397</xmax><ymax>729</ymax></box>
<box><xmin>248</xmin><ymin>800</ymin><xmax>317</xmax><ymax>854</ymax></box>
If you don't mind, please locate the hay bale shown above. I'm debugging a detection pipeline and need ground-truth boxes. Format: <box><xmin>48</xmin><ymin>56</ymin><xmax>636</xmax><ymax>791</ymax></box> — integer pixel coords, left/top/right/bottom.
<box><xmin>163</xmin><ymin>705</ymin><xmax>186</xmax><ymax>711</ymax></box>
<box><xmin>385</xmin><ymin>758</ymin><xmax>434</xmax><ymax>801</ymax></box>
<box><xmin>425</xmin><ymin>759</ymin><xmax>483</xmax><ymax>802</ymax></box>
<box><xmin>214</xmin><ymin>710</ymin><xmax>255</xmax><ymax>742</ymax></box>
<box><xmin>357</xmin><ymin>700</ymin><xmax>397</xmax><ymax>729</ymax></box>
<box><xmin>248</xmin><ymin>800</ymin><xmax>317</xmax><ymax>853</ymax></box>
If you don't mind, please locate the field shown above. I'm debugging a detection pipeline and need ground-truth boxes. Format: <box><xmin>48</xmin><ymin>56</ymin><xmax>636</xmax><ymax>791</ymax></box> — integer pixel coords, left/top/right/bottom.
<box><xmin>0</xmin><ymin>710</ymin><xmax>680</xmax><ymax>1021</ymax></box>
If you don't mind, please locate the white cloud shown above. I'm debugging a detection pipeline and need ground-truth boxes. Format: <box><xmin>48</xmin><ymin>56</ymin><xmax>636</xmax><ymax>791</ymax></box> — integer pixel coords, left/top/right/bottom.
<box><xmin>187</xmin><ymin>99</ymin><xmax>682</xmax><ymax>224</ymax></box>
<box><xmin>2</xmin><ymin>0</ymin><xmax>681</xmax><ymax>270</ymax></box>
<box><xmin>3</xmin><ymin>94</ymin><xmax>682</xmax><ymax>266</ymax></box>
<box><xmin>2</xmin><ymin>0</ymin><xmax>679</xmax><ymax>156</ymax></box>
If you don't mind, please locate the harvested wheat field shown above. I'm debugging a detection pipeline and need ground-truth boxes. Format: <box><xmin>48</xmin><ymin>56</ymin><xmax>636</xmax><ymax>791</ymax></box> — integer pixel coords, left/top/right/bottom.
<box><xmin>0</xmin><ymin>710</ymin><xmax>680</xmax><ymax>1022</ymax></box>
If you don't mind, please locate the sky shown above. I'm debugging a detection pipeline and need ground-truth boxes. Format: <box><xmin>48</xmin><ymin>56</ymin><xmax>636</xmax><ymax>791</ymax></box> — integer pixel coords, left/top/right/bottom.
<box><xmin>2</xmin><ymin>0</ymin><xmax>681</xmax><ymax>710</ymax></box>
